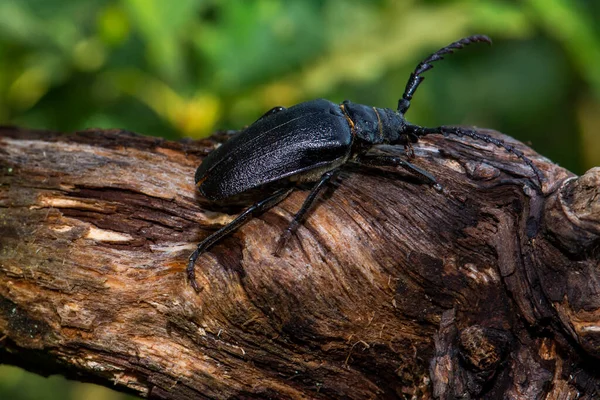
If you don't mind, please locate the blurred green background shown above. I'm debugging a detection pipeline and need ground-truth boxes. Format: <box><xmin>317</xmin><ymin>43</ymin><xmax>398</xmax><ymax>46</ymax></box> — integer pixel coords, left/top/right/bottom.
<box><xmin>0</xmin><ymin>0</ymin><xmax>598</xmax><ymax>399</ymax></box>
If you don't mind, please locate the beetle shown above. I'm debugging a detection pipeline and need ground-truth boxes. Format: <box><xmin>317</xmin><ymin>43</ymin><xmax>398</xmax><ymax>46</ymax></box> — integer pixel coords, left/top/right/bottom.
<box><xmin>187</xmin><ymin>35</ymin><xmax>543</xmax><ymax>292</ymax></box>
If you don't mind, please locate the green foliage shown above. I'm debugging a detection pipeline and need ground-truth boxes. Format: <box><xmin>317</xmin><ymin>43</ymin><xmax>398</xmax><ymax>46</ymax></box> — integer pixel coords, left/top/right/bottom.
<box><xmin>0</xmin><ymin>1</ymin><xmax>598</xmax><ymax>398</ymax></box>
<box><xmin>0</xmin><ymin>365</ymin><xmax>136</xmax><ymax>400</ymax></box>
<box><xmin>1</xmin><ymin>0</ymin><xmax>599</xmax><ymax>172</ymax></box>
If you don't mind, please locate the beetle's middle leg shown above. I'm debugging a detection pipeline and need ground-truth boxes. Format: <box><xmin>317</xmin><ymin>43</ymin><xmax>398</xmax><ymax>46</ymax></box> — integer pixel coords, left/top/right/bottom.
<box><xmin>356</xmin><ymin>154</ymin><xmax>440</xmax><ymax>188</ymax></box>
<box><xmin>188</xmin><ymin>187</ymin><xmax>293</xmax><ymax>292</ymax></box>
<box><xmin>273</xmin><ymin>169</ymin><xmax>337</xmax><ymax>257</ymax></box>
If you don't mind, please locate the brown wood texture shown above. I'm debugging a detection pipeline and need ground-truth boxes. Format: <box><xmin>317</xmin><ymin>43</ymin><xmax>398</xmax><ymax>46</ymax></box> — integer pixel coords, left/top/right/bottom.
<box><xmin>1</xmin><ymin>126</ymin><xmax>599</xmax><ymax>399</ymax></box>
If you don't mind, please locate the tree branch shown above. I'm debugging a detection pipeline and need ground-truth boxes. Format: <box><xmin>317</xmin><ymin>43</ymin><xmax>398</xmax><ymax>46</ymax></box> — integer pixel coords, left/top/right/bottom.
<box><xmin>1</xmin><ymin>126</ymin><xmax>599</xmax><ymax>399</ymax></box>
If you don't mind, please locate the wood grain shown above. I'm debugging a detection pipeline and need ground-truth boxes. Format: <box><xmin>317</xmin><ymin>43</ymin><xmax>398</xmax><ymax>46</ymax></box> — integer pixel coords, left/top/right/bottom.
<box><xmin>1</xmin><ymin>126</ymin><xmax>599</xmax><ymax>399</ymax></box>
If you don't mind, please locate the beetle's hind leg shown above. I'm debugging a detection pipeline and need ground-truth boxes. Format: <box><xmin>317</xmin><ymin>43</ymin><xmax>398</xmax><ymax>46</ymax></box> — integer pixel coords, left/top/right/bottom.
<box><xmin>274</xmin><ymin>169</ymin><xmax>337</xmax><ymax>257</ymax></box>
<box><xmin>356</xmin><ymin>154</ymin><xmax>441</xmax><ymax>190</ymax></box>
<box><xmin>187</xmin><ymin>187</ymin><xmax>293</xmax><ymax>292</ymax></box>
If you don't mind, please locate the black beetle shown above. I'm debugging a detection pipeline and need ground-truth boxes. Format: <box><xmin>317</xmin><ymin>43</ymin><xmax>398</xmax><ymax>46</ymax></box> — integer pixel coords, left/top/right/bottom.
<box><xmin>187</xmin><ymin>35</ymin><xmax>542</xmax><ymax>292</ymax></box>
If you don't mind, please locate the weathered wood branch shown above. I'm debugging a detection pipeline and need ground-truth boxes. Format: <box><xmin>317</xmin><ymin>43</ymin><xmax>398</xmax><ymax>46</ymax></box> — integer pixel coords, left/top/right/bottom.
<box><xmin>1</xmin><ymin>126</ymin><xmax>599</xmax><ymax>399</ymax></box>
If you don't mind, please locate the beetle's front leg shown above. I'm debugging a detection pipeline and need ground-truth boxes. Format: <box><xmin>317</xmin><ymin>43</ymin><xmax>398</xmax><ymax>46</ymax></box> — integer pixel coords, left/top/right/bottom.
<box><xmin>356</xmin><ymin>154</ymin><xmax>441</xmax><ymax>190</ymax></box>
<box><xmin>273</xmin><ymin>169</ymin><xmax>338</xmax><ymax>257</ymax></box>
<box><xmin>188</xmin><ymin>187</ymin><xmax>293</xmax><ymax>292</ymax></box>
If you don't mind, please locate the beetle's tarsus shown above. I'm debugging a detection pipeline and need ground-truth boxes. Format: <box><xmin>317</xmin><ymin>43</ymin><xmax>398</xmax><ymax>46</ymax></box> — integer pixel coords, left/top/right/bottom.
<box><xmin>399</xmin><ymin>35</ymin><xmax>492</xmax><ymax>115</ymax></box>
<box><xmin>273</xmin><ymin>223</ymin><xmax>297</xmax><ymax>257</ymax></box>
<box><xmin>187</xmin><ymin>252</ymin><xmax>203</xmax><ymax>293</ymax></box>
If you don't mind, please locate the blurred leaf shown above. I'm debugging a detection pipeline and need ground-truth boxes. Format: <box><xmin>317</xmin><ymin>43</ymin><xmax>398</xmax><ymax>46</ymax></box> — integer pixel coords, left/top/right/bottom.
<box><xmin>7</xmin><ymin>66</ymin><xmax>50</xmax><ymax>109</ymax></box>
<box><xmin>0</xmin><ymin>0</ymin><xmax>596</xmax><ymax>168</ymax></box>
<box><xmin>527</xmin><ymin>0</ymin><xmax>600</xmax><ymax>96</ymax></box>
<box><xmin>98</xmin><ymin>4</ymin><xmax>131</xmax><ymax>46</ymax></box>
<box><xmin>72</xmin><ymin>38</ymin><xmax>107</xmax><ymax>72</ymax></box>
<box><xmin>0</xmin><ymin>1</ymin><xmax>45</xmax><ymax>45</ymax></box>
<box><xmin>193</xmin><ymin>0</ymin><xmax>326</xmax><ymax>91</ymax></box>
<box><xmin>469</xmin><ymin>1</ymin><xmax>533</xmax><ymax>37</ymax></box>
<box><xmin>123</xmin><ymin>0</ymin><xmax>202</xmax><ymax>83</ymax></box>
<box><xmin>578</xmin><ymin>96</ymin><xmax>600</xmax><ymax>169</ymax></box>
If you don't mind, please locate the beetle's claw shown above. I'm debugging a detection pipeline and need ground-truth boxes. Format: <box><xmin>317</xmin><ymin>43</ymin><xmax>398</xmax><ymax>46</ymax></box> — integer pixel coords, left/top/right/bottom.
<box><xmin>190</xmin><ymin>278</ymin><xmax>203</xmax><ymax>293</ymax></box>
<box><xmin>273</xmin><ymin>230</ymin><xmax>292</xmax><ymax>257</ymax></box>
<box><xmin>187</xmin><ymin>254</ymin><xmax>203</xmax><ymax>293</ymax></box>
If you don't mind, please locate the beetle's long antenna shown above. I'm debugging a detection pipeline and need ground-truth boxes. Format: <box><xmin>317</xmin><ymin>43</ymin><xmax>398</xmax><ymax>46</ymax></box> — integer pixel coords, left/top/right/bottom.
<box><xmin>410</xmin><ymin>125</ymin><xmax>543</xmax><ymax>188</ymax></box>
<box><xmin>398</xmin><ymin>35</ymin><xmax>492</xmax><ymax>115</ymax></box>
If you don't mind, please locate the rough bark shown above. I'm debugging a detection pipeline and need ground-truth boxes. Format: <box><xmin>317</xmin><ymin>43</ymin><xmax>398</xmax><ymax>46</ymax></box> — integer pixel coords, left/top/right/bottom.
<box><xmin>0</xmin><ymin>125</ymin><xmax>599</xmax><ymax>399</ymax></box>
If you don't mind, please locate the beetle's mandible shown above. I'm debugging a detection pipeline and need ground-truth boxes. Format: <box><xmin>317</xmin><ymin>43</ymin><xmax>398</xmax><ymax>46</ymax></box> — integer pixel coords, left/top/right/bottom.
<box><xmin>187</xmin><ymin>35</ymin><xmax>543</xmax><ymax>292</ymax></box>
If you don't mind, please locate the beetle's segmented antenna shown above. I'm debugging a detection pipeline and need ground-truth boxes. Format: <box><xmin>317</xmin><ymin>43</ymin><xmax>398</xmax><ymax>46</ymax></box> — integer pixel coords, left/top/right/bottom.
<box><xmin>398</xmin><ymin>35</ymin><xmax>492</xmax><ymax>115</ymax></box>
<box><xmin>413</xmin><ymin>125</ymin><xmax>544</xmax><ymax>188</ymax></box>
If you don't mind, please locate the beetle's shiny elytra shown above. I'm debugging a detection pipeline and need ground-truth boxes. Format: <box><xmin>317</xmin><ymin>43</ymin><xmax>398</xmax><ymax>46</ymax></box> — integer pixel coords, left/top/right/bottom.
<box><xmin>187</xmin><ymin>35</ymin><xmax>543</xmax><ymax>293</ymax></box>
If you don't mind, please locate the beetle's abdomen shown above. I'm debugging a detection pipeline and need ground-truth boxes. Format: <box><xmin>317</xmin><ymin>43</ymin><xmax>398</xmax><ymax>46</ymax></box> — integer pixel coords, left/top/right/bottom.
<box><xmin>195</xmin><ymin>99</ymin><xmax>352</xmax><ymax>201</ymax></box>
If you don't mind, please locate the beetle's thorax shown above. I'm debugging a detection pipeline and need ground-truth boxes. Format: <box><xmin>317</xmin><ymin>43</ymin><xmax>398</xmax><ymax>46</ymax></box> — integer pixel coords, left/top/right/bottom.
<box><xmin>340</xmin><ymin>100</ymin><xmax>406</xmax><ymax>147</ymax></box>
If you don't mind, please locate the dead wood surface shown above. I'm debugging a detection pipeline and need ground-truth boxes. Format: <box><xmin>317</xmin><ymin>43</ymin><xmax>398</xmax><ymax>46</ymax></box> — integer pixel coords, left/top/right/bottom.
<box><xmin>1</xmin><ymin>125</ymin><xmax>599</xmax><ymax>399</ymax></box>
